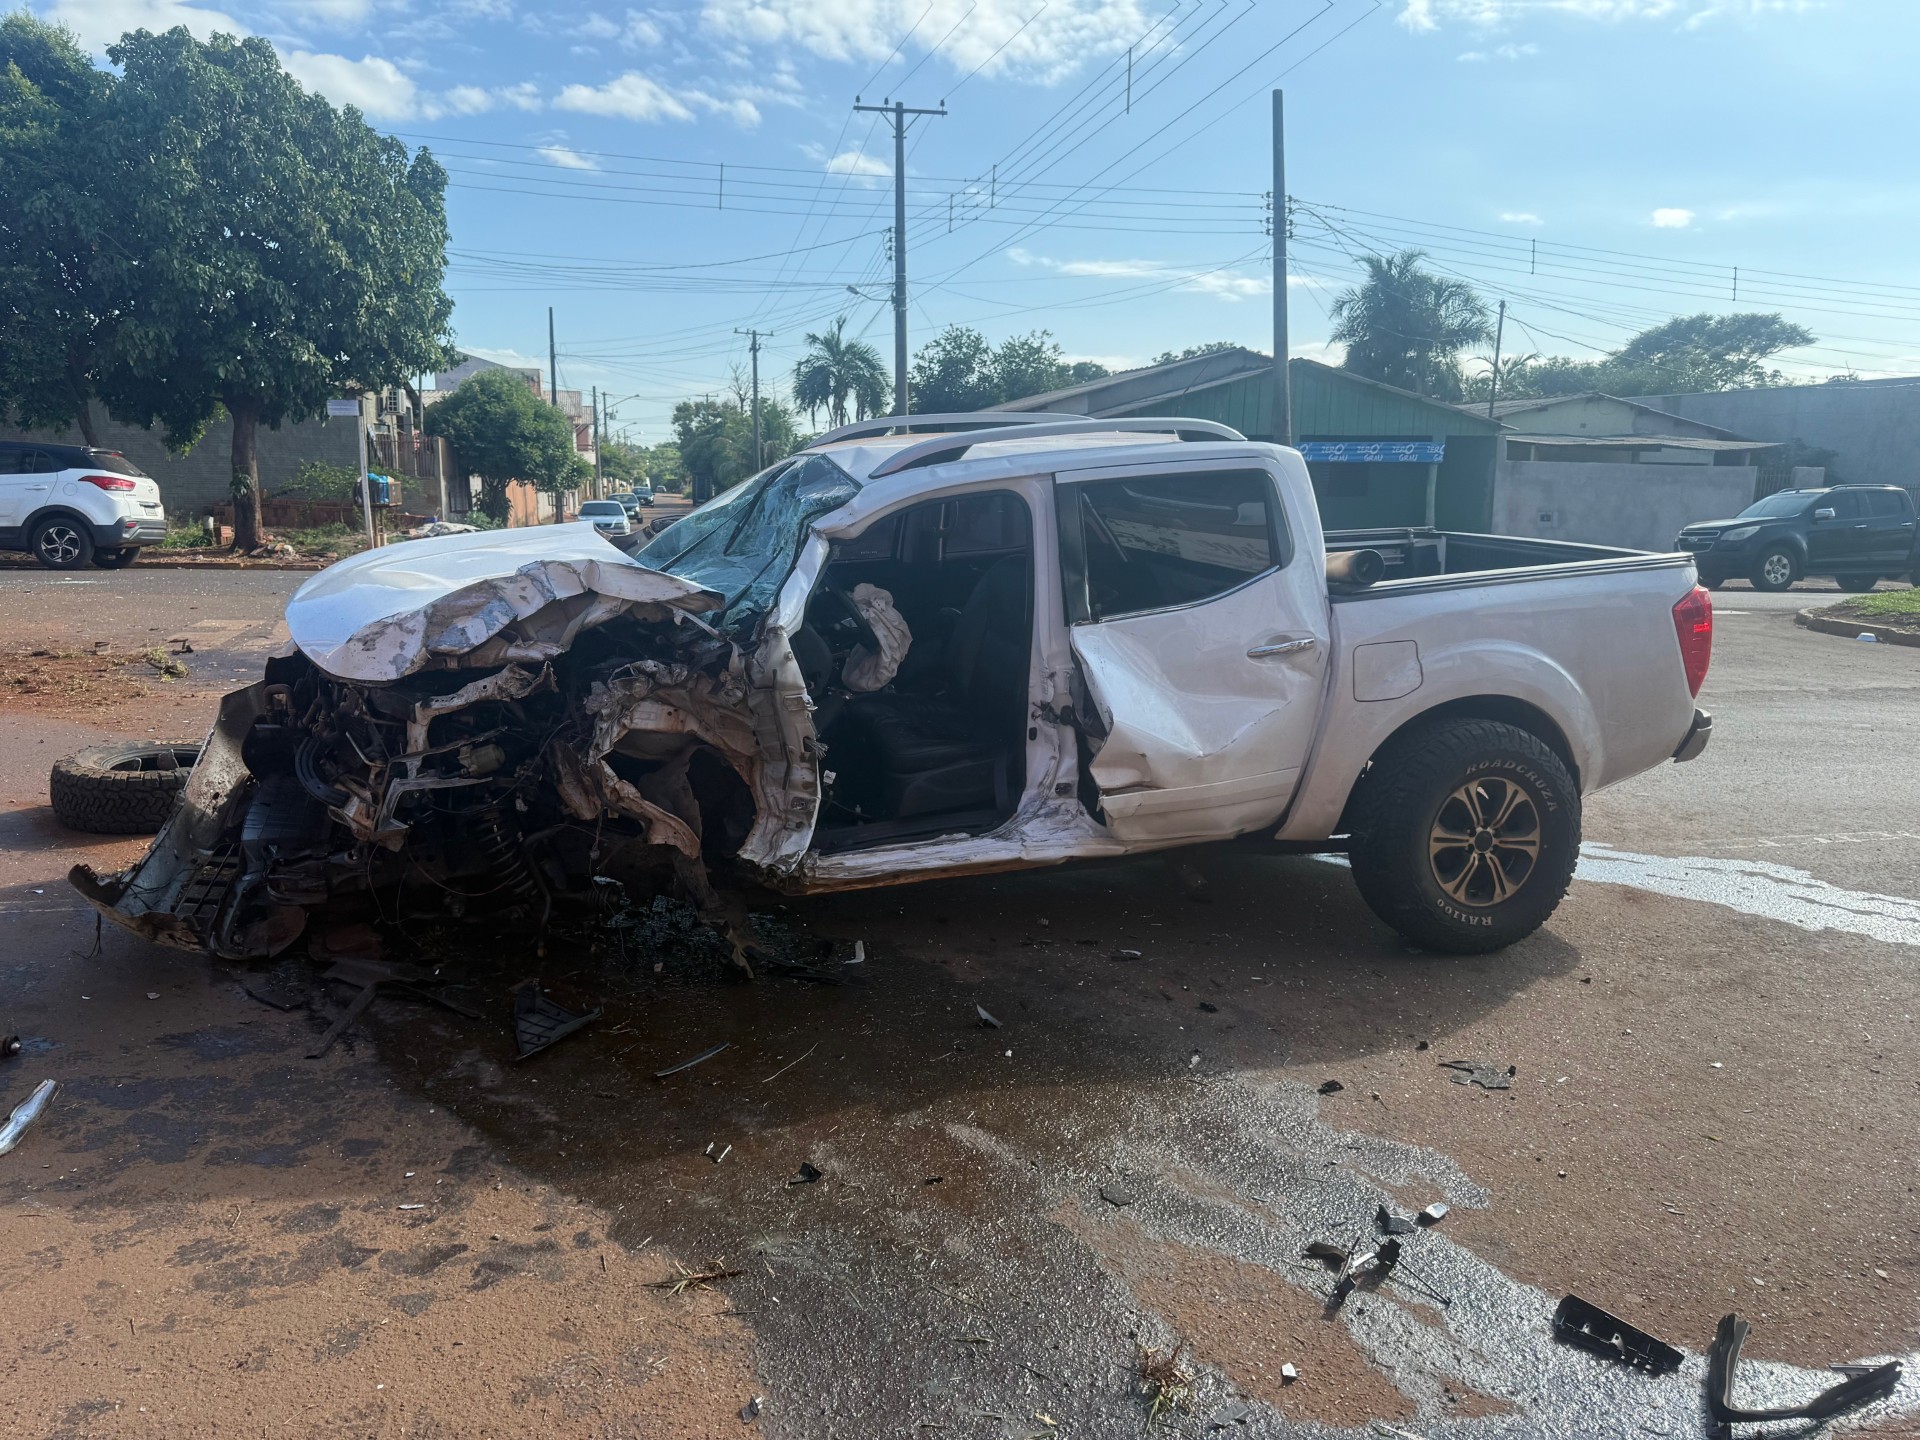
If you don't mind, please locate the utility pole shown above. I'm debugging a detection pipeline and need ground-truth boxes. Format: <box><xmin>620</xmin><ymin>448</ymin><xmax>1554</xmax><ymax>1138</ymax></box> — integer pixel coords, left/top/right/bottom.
<box><xmin>1270</xmin><ymin>90</ymin><xmax>1290</xmax><ymax>446</ymax></box>
<box><xmin>735</xmin><ymin>329</ymin><xmax>767</xmax><ymax>469</ymax></box>
<box><xmin>547</xmin><ymin>307</ymin><xmax>558</xmax><ymax>409</ymax></box>
<box><xmin>854</xmin><ymin>97</ymin><xmax>945</xmax><ymax>416</ymax></box>
<box><xmin>1486</xmin><ymin>299</ymin><xmax>1507</xmax><ymax>421</ymax></box>
<box><xmin>591</xmin><ymin>384</ymin><xmax>601</xmax><ymax>497</ymax></box>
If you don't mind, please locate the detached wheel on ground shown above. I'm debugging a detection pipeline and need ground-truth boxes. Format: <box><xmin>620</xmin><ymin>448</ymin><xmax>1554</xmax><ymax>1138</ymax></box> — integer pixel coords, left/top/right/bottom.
<box><xmin>49</xmin><ymin>741</ymin><xmax>200</xmax><ymax>834</ymax></box>
<box><xmin>1835</xmin><ymin>574</ymin><xmax>1881</xmax><ymax>593</ymax></box>
<box><xmin>1749</xmin><ymin>546</ymin><xmax>1797</xmax><ymax>592</ymax></box>
<box><xmin>30</xmin><ymin>515</ymin><xmax>94</xmax><ymax>570</ymax></box>
<box><xmin>92</xmin><ymin>547</ymin><xmax>140</xmax><ymax>569</ymax></box>
<box><xmin>1346</xmin><ymin>718</ymin><xmax>1581</xmax><ymax>954</ymax></box>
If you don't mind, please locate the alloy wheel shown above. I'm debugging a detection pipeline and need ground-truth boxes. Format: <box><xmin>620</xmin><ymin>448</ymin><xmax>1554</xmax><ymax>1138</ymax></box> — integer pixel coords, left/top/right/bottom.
<box><xmin>39</xmin><ymin>524</ymin><xmax>83</xmax><ymax>565</ymax></box>
<box><xmin>1762</xmin><ymin>553</ymin><xmax>1792</xmax><ymax>587</ymax></box>
<box><xmin>1427</xmin><ymin>776</ymin><xmax>1542</xmax><ymax>907</ymax></box>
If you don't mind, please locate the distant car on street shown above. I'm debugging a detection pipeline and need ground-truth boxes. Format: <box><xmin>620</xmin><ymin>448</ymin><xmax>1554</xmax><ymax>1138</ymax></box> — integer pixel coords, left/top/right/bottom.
<box><xmin>609</xmin><ymin>491</ymin><xmax>642</xmax><ymax>519</ymax></box>
<box><xmin>633</xmin><ymin>481</ymin><xmax>654</xmax><ymax>506</ymax></box>
<box><xmin>0</xmin><ymin>441</ymin><xmax>167</xmax><ymax>569</ymax></box>
<box><xmin>1676</xmin><ymin>485</ymin><xmax>1920</xmax><ymax>592</ymax></box>
<box><xmin>578</xmin><ymin>499</ymin><xmax>634</xmax><ymax>541</ymax></box>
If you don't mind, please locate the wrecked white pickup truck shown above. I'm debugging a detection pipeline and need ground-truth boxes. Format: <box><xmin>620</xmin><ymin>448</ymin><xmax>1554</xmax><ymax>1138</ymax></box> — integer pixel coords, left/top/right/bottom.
<box><xmin>73</xmin><ymin>414</ymin><xmax>1713</xmax><ymax>960</ymax></box>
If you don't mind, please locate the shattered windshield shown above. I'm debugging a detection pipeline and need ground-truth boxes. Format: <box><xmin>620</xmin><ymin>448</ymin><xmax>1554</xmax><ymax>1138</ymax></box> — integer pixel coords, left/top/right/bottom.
<box><xmin>635</xmin><ymin>454</ymin><xmax>859</xmax><ymax>626</ymax></box>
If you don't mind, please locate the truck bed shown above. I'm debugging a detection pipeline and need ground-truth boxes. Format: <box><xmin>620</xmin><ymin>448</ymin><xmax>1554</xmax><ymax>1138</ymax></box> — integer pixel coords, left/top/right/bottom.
<box><xmin>1324</xmin><ymin>526</ymin><xmax>1692</xmax><ymax>595</ymax></box>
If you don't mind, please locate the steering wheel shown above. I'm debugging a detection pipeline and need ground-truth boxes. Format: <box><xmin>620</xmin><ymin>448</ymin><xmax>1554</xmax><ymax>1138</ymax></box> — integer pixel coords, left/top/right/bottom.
<box><xmin>815</xmin><ymin>582</ymin><xmax>881</xmax><ymax>656</ymax></box>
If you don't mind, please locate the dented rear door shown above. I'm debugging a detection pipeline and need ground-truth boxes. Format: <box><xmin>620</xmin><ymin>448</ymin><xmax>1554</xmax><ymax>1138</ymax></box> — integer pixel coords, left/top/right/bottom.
<box><xmin>1055</xmin><ymin>457</ymin><xmax>1328</xmax><ymax>844</ymax></box>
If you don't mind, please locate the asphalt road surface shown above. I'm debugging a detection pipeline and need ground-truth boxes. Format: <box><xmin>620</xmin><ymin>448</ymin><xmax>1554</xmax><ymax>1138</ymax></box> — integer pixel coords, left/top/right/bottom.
<box><xmin>2</xmin><ymin>569</ymin><xmax>1916</xmax><ymax>1438</ymax></box>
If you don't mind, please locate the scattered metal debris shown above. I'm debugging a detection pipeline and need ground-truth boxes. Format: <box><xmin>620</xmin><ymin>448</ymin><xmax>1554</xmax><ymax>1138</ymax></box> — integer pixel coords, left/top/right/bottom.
<box><xmin>0</xmin><ymin>1035</ymin><xmax>20</xmax><ymax>1059</ymax></box>
<box><xmin>0</xmin><ymin>1079</ymin><xmax>56</xmax><ymax>1156</ymax></box>
<box><xmin>1304</xmin><ymin>1241</ymin><xmax>1350</xmax><ymax>1267</ymax></box>
<box><xmin>1439</xmin><ymin>1058</ymin><xmax>1515</xmax><ymax>1089</ymax></box>
<box><xmin>1280</xmin><ymin>1362</ymin><xmax>1297</xmax><ymax>1383</ymax></box>
<box><xmin>787</xmin><ymin>1163</ymin><xmax>822</xmax><ymax>1186</ymax></box>
<box><xmin>976</xmin><ymin>1005</ymin><xmax>1001</xmax><ymax>1029</ymax></box>
<box><xmin>1317</xmin><ymin>1079</ymin><xmax>1344</xmax><ymax>1095</ymax></box>
<box><xmin>1418</xmin><ymin>1202</ymin><xmax>1449</xmax><ymax>1226</ymax></box>
<box><xmin>397</xmin><ymin>1204</ymin><xmax>426</xmax><ymax>1212</ymax></box>
<box><xmin>1376</xmin><ymin>1204</ymin><xmax>1417</xmax><ymax>1235</ymax></box>
<box><xmin>1706</xmin><ymin>1313</ymin><xmax>1900</xmax><ymax>1424</ymax></box>
<box><xmin>512</xmin><ymin>981</ymin><xmax>603</xmax><ymax>1060</ymax></box>
<box><xmin>655</xmin><ymin>1041</ymin><xmax>729</xmax><ymax>1079</ymax></box>
<box><xmin>739</xmin><ymin>1395</ymin><xmax>763</xmax><ymax>1423</ymax></box>
<box><xmin>1551</xmin><ymin>1296</ymin><xmax>1682</xmax><ymax>1376</ymax></box>
<box><xmin>1098</xmin><ymin>1183</ymin><xmax>1134</xmax><ymax>1208</ymax></box>
<box><xmin>846</xmin><ymin>941</ymin><xmax>866</xmax><ymax>965</ymax></box>
<box><xmin>760</xmin><ymin>1043</ymin><xmax>818</xmax><ymax>1085</ymax></box>
<box><xmin>711</xmin><ymin>1144</ymin><xmax>732</xmax><ymax>1164</ymax></box>
<box><xmin>1109</xmin><ymin>948</ymin><xmax>1143</xmax><ymax>961</ymax></box>
<box><xmin>1332</xmin><ymin>1237</ymin><xmax>1402</xmax><ymax>1302</ymax></box>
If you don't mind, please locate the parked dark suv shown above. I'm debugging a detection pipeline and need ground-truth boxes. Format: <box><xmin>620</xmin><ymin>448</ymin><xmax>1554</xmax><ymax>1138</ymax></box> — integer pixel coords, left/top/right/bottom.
<box><xmin>1675</xmin><ymin>486</ymin><xmax>1920</xmax><ymax>592</ymax></box>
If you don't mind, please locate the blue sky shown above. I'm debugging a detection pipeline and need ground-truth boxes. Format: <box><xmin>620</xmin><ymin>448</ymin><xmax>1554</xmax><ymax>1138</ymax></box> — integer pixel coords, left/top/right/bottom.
<box><xmin>38</xmin><ymin>0</ymin><xmax>1920</xmax><ymax>441</ymax></box>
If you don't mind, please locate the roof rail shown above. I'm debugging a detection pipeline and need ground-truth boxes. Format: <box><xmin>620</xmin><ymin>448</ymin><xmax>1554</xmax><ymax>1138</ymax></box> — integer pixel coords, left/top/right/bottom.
<box><xmin>863</xmin><ymin>417</ymin><xmax>1248</xmax><ymax>480</ymax></box>
<box><xmin>804</xmin><ymin>411</ymin><xmax>1070</xmax><ymax>449</ymax></box>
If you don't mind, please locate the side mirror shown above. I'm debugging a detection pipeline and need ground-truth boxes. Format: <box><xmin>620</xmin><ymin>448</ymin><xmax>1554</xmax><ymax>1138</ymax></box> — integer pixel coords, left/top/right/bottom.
<box><xmin>1813</xmin><ymin>507</ymin><xmax>1836</xmax><ymax>522</ymax></box>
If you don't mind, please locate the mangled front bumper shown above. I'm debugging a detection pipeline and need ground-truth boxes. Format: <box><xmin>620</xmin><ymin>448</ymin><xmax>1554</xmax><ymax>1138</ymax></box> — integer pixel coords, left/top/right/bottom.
<box><xmin>71</xmin><ymin>525</ymin><xmax>820</xmax><ymax>960</ymax></box>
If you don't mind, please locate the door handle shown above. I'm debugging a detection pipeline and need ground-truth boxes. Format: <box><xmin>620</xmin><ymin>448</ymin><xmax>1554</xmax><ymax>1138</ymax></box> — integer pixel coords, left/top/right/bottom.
<box><xmin>1248</xmin><ymin>636</ymin><xmax>1317</xmax><ymax>658</ymax></box>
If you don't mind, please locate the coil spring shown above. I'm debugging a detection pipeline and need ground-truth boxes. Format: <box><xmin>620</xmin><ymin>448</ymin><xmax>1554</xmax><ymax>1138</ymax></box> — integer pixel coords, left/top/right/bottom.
<box><xmin>469</xmin><ymin>801</ymin><xmax>539</xmax><ymax>905</ymax></box>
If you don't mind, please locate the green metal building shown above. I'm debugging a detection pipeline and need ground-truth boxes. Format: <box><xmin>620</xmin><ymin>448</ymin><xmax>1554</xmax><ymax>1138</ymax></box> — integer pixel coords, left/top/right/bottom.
<box><xmin>999</xmin><ymin>348</ymin><xmax>1504</xmax><ymax>532</ymax></box>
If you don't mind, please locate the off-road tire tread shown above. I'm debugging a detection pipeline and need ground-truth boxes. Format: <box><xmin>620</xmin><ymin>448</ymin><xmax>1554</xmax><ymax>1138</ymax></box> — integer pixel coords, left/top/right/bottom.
<box><xmin>49</xmin><ymin>743</ymin><xmax>198</xmax><ymax>834</ymax></box>
<box><xmin>1347</xmin><ymin>718</ymin><xmax>1580</xmax><ymax>955</ymax></box>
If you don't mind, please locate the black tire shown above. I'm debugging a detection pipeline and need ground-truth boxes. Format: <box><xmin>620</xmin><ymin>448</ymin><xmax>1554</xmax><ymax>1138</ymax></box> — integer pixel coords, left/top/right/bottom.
<box><xmin>1835</xmin><ymin>574</ymin><xmax>1880</xmax><ymax>593</ymax></box>
<box><xmin>1700</xmin><ymin>577</ymin><xmax>1724</xmax><ymax>591</ymax></box>
<box><xmin>1749</xmin><ymin>546</ymin><xmax>1797</xmax><ymax>592</ymax></box>
<box><xmin>49</xmin><ymin>741</ymin><xmax>200</xmax><ymax>834</ymax></box>
<box><xmin>1347</xmin><ymin>719</ymin><xmax>1580</xmax><ymax>954</ymax></box>
<box><xmin>92</xmin><ymin>546</ymin><xmax>140</xmax><ymax>569</ymax></box>
<box><xmin>31</xmin><ymin>514</ymin><xmax>94</xmax><ymax>570</ymax></box>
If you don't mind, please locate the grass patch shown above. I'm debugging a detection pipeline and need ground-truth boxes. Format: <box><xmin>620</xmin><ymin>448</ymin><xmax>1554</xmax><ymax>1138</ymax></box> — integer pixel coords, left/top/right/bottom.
<box><xmin>277</xmin><ymin>523</ymin><xmax>368</xmax><ymax>557</ymax></box>
<box><xmin>1849</xmin><ymin>588</ymin><xmax>1920</xmax><ymax>618</ymax></box>
<box><xmin>1135</xmin><ymin>1341</ymin><xmax>1195</xmax><ymax>1427</ymax></box>
<box><xmin>160</xmin><ymin>523</ymin><xmax>218</xmax><ymax>549</ymax></box>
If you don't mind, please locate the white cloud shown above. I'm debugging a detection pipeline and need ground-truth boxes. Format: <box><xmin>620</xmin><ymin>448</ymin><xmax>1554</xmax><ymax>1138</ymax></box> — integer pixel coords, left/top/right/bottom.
<box><xmin>581</xmin><ymin>12</ymin><xmax>622</xmax><ymax>37</ymax></box>
<box><xmin>499</xmin><ymin>81</ymin><xmax>545</xmax><ymax>110</ymax></box>
<box><xmin>445</xmin><ymin>84</ymin><xmax>495</xmax><ymax>114</ymax></box>
<box><xmin>1650</xmin><ymin>207</ymin><xmax>1695</xmax><ymax>228</ymax></box>
<box><xmin>1459</xmin><ymin>41</ymin><xmax>1539</xmax><ymax>59</ymax></box>
<box><xmin>42</xmin><ymin>0</ymin><xmax>246</xmax><ymax>53</ymax></box>
<box><xmin>537</xmin><ymin>144</ymin><xmax>600</xmax><ymax>170</ymax></box>
<box><xmin>1006</xmin><ymin>248</ymin><xmax>1271</xmax><ymax>302</ymax></box>
<box><xmin>1500</xmin><ymin>211</ymin><xmax>1544</xmax><ymax>225</ymax></box>
<box><xmin>283</xmin><ymin>50</ymin><xmax>422</xmax><ymax>119</ymax></box>
<box><xmin>1402</xmin><ymin>0</ymin><xmax>1818</xmax><ymax>27</ymax></box>
<box><xmin>826</xmin><ymin>149</ymin><xmax>891</xmax><ymax>178</ymax></box>
<box><xmin>279</xmin><ymin>0</ymin><xmax>375</xmax><ymax>24</ymax></box>
<box><xmin>555</xmin><ymin>71</ymin><xmax>694</xmax><ymax>121</ymax></box>
<box><xmin>698</xmin><ymin>0</ymin><xmax>1154</xmax><ymax>84</ymax></box>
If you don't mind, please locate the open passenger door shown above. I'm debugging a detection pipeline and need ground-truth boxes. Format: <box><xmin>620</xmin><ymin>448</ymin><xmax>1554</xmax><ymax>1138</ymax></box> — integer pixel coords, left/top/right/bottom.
<box><xmin>1056</xmin><ymin>461</ymin><xmax>1328</xmax><ymax>844</ymax></box>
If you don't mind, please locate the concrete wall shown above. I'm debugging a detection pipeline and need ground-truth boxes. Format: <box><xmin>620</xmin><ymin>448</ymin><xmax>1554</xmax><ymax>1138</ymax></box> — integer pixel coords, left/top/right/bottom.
<box><xmin>0</xmin><ymin>405</ymin><xmax>365</xmax><ymax>519</ymax></box>
<box><xmin>1495</xmin><ymin>394</ymin><xmax>1731</xmax><ymax>440</ymax></box>
<box><xmin>1492</xmin><ymin>459</ymin><xmax>1757</xmax><ymax>551</ymax></box>
<box><xmin>1631</xmin><ymin>380</ymin><xmax>1920</xmax><ymax>490</ymax></box>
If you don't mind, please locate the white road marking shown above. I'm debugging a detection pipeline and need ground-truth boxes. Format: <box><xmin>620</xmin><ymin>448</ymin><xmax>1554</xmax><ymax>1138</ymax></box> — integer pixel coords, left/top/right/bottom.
<box><xmin>1577</xmin><ymin>842</ymin><xmax>1920</xmax><ymax>947</ymax></box>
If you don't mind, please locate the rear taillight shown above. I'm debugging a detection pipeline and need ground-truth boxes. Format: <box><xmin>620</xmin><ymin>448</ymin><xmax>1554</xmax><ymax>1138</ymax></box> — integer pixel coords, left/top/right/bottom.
<box><xmin>80</xmin><ymin>474</ymin><xmax>137</xmax><ymax>492</ymax></box>
<box><xmin>1672</xmin><ymin>585</ymin><xmax>1712</xmax><ymax>697</ymax></box>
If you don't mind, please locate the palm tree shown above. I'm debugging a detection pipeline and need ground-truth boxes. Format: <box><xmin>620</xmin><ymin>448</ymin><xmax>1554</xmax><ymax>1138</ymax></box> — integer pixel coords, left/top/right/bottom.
<box><xmin>792</xmin><ymin>316</ymin><xmax>890</xmax><ymax>429</ymax></box>
<box><xmin>1328</xmin><ymin>250</ymin><xmax>1493</xmax><ymax>401</ymax></box>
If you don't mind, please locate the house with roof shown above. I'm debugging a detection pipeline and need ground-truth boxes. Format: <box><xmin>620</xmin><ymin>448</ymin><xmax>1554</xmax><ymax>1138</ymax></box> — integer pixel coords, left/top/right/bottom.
<box><xmin>999</xmin><ymin>348</ymin><xmax>1504</xmax><ymax>532</ymax></box>
<box><xmin>1463</xmin><ymin>393</ymin><xmax>1789</xmax><ymax>551</ymax></box>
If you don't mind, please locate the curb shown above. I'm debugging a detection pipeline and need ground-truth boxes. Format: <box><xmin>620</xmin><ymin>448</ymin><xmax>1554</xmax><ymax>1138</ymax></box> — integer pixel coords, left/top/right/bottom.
<box><xmin>1795</xmin><ymin>607</ymin><xmax>1920</xmax><ymax>648</ymax></box>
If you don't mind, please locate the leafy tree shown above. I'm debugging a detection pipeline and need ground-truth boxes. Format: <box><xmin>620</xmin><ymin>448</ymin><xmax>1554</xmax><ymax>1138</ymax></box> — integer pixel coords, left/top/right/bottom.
<box><xmin>1151</xmin><ymin>341</ymin><xmax>1240</xmax><ymax>366</ymax></box>
<box><xmin>1329</xmin><ymin>250</ymin><xmax>1492</xmax><ymax>400</ymax></box>
<box><xmin>599</xmin><ymin>438</ymin><xmax>648</xmax><ymax>487</ymax></box>
<box><xmin>1462</xmin><ymin>312</ymin><xmax>1817</xmax><ymax>401</ymax></box>
<box><xmin>424</xmin><ymin>368</ymin><xmax>581</xmax><ymax>522</ymax></box>
<box><xmin>792</xmin><ymin>316</ymin><xmax>888</xmax><ymax>429</ymax></box>
<box><xmin>1065</xmin><ymin>359</ymin><xmax>1112</xmax><ymax>385</ymax></box>
<box><xmin>97</xmin><ymin>27</ymin><xmax>454</xmax><ymax>550</ymax></box>
<box><xmin>909</xmin><ymin>326</ymin><xmax>998</xmax><ymax>413</ymax></box>
<box><xmin>989</xmin><ymin>330</ymin><xmax>1074</xmax><ymax>402</ymax></box>
<box><xmin>671</xmin><ymin>396</ymin><xmax>800</xmax><ymax>503</ymax></box>
<box><xmin>0</xmin><ymin>15</ymin><xmax>118</xmax><ymax>444</ymax></box>
<box><xmin>641</xmin><ymin>441</ymin><xmax>685</xmax><ymax>492</ymax></box>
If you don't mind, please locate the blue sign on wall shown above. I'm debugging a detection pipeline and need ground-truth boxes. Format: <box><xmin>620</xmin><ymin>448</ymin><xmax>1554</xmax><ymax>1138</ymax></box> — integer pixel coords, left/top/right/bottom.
<box><xmin>1298</xmin><ymin>440</ymin><xmax>1446</xmax><ymax>464</ymax></box>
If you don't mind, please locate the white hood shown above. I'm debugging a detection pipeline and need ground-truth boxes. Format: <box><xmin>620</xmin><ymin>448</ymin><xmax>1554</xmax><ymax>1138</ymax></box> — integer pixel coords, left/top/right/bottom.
<box><xmin>286</xmin><ymin>523</ymin><xmax>725</xmax><ymax>682</ymax></box>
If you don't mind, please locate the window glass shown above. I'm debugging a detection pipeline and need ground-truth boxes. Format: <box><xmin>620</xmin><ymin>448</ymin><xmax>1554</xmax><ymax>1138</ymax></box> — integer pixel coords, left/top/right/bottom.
<box><xmin>1823</xmin><ymin>491</ymin><xmax>1864</xmax><ymax>519</ymax></box>
<box><xmin>635</xmin><ymin>454</ymin><xmax>859</xmax><ymax>625</ymax></box>
<box><xmin>1865</xmin><ymin>490</ymin><xmax>1907</xmax><ymax>517</ymax></box>
<box><xmin>1739</xmin><ymin>491</ymin><xmax>1815</xmax><ymax>519</ymax></box>
<box><xmin>19</xmin><ymin>449</ymin><xmax>61</xmax><ymax>475</ymax></box>
<box><xmin>579</xmin><ymin>500</ymin><xmax>624</xmax><ymax>515</ymax></box>
<box><xmin>87</xmin><ymin>450</ymin><xmax>148</xmax><ymax>478</ymax></box>
<box><xmin>1073</xmin><ymin>469</ymin><xmax>1282</xmax><ymax>621</ymax></box>
<box><xmin>833</xmin><ymin>512</ymin><xmax>900</xmax><ymax>562</ymax></box>
<box><xmin>0</xmin><ymin>447</ymin><xmax>23</xmax><ymax>475</ymax></box>
<box><xmin>944</xmin><ymin>492</ymin><xmax>1028</xmax><ymax>556</ymax></box>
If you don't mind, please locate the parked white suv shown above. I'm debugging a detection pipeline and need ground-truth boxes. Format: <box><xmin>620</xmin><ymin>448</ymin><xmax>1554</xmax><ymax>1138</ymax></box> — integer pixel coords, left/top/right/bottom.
<box><xmin>0</xmin><ymin>441</ymin><xmax>166</xmax><ymax>569</ymax></box>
